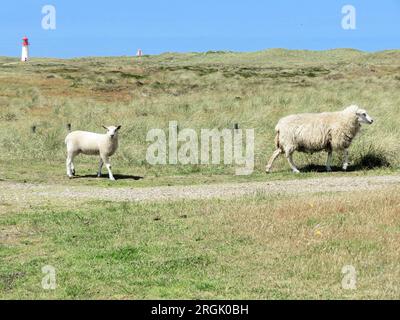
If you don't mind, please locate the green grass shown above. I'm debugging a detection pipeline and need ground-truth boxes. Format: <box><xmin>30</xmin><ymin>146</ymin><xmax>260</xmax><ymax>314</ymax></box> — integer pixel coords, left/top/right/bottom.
<box><xmin>1</xmin><ymin>49</ymin><xmax>400</xmax><ymax>186</ymax></box>
<box><xmin>0</xmin><ymin>158</ymin><xmax>398</xmax><ymax>188</ymax></box>
<box><xmin>2</xmin><ymin>187</ymin><xmax>400</xmax><ymax>299</ymax></box>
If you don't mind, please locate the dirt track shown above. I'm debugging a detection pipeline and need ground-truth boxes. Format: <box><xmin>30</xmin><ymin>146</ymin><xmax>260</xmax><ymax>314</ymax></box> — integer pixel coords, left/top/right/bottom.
<box><xmin>1</xmin><ymin>175</ymin><xmax>400</xmax><ymax>205</ymax></box>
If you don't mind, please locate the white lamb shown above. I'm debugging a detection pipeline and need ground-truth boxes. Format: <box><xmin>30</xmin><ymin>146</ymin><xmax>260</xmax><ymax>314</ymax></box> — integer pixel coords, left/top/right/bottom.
<box><xmin>265</xmin><ymin>105</ymin><xmax>374</xmax><ymax>173</ymax></box>
<box><xmin>65</xmin><ymin>125</ymin><xmax>121</xmax><ymax>180</ymax></box>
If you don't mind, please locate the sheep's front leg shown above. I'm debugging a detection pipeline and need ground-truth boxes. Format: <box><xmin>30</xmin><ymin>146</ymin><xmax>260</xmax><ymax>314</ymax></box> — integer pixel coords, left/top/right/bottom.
<box><xmin>97</xmin><ymin>159</ymin><xmax>103</xmax><ymax>177</ymax></box>
<box><xmin>326</xmin><ymin>151</ymin><xmax>333</xmax><ymax>172</ymax></box>
<box><xmin>342</xmin><ymin>149</ymin><xmax>349</xmax><ymax>171</ymax></box>
<box><xmin>266</xmin><ymin>149</ymin><xmax>282</xmax><ymax>173</ymax></box>
<box><xmin>102</xmin><ymin>156</ymin><xmax>115</xmax><ymax>181</ymax></box>
<box><xmin>286</xmin><ymin>151</ymin><xmax>300</xmax><ymax>173</ymax></box>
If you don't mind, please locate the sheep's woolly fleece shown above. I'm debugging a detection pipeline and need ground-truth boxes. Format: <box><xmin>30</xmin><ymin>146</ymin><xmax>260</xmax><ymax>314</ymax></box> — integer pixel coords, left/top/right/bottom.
<box><xmin>275</xmin><ymin>105</ymin><xmax>362</xmax><ymax>153</ymax></box>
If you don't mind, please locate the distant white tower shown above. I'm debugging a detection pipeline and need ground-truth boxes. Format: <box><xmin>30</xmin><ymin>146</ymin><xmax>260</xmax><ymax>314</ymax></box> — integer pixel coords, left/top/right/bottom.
<box><xmin>21</xmin><ymin>36</ymin><xmax>29</xmax><ymax>62</ymax></box>
<box><xmin>136</xmin><ymin>49</ymin><xmax>143</xmax><ymax>57</ymax></box>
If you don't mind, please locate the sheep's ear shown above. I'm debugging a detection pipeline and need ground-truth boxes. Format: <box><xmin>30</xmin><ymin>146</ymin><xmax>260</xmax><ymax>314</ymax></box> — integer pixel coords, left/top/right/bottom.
<box><xmin>116</xmin><ymin>125</ymin><xmax>122</xmax><ymax>130</ymax></box>
<box><xmin>102</xmin><ymin>125</ymin><xmax>108</xmax><ymax>130</ymax></box>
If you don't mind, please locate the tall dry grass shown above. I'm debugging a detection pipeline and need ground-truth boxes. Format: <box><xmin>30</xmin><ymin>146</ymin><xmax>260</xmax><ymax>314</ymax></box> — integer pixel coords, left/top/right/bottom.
<box><xmin>0</xmin><ymin>49</ymin><xmax>399</xmax><ymax>176</ymax></box>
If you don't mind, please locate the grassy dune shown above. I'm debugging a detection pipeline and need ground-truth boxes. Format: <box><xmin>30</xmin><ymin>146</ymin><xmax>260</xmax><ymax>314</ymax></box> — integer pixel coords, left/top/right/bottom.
<box><xmin>1</xmin><ymin>49</ymin><xmax>400</xmax><ymax>185</ymax></box>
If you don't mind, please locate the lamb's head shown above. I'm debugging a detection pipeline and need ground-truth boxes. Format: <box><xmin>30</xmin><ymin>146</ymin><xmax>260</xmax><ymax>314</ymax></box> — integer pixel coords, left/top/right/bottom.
<box><xmin>344</xmin><ymin>105</ymin><xmax>374</xmax><ymax>125</ymax></box>
<box><xmin>102</xmin><ymin>125</ymin><xmax>121</xmax><ymax>139</ymax></box>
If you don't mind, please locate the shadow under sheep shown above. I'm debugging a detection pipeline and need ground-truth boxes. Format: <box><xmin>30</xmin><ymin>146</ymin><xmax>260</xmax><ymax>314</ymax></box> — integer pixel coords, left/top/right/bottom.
<box><xmin>300</xmin><ymin>153</ymin><xmax>391</xmax><ymax>173</ymax></box>
<box><xmin>73</xmin><ymin>174</ymin><xmax>144</xmax><ymax>180</ymax></box>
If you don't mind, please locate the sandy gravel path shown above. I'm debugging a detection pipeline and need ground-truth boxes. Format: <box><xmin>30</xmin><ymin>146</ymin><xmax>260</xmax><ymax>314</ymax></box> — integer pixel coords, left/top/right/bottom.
<box><xmin>1</xmin><ymin>175</ymin><xmax>400</xmax><ymax>204</ymax></box>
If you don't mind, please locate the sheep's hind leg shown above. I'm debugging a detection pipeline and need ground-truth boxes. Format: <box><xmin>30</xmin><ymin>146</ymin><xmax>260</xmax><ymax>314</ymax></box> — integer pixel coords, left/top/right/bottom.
<box><xmin>342</xmin><ymin>149</ymin><xmax>349</xmax><ymax>171</ymax></box>
<box><xmin>97</xmin><ymin>159</ymin><xmax>103</xmax><ymax>177</ymax></box>
<box><xmin>326</xmin><ymin>151</ymin><xmax>333</xmax><ymax>172</ymax></box>
<box><xmin>266</xmin><ymin>149</ymin><xmax>282</xmax><ymax>173</ymax></box>
<box><xmin>70</xmin><ymin>162</ymin><xmax>75</xmax><ymax>176</ymax></box>
<box><xmin>66</xmin><ymin>154</ymin><xmax>74</xmax><ymax>178</ymax></box>
<box><xmin>286</xmin><ymin>151</ymin><xmax>300</xmax><ymax>173</ymax></box>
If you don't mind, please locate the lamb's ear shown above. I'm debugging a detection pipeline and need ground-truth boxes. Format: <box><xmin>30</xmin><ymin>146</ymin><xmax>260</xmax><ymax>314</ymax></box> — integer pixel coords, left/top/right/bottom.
<box><xmin>116</xmin><ymin>125</ymin><xmax>122</xmax><ymax>130</ymax></box>
<box><xmin>102</xmin><ymin>125</ymin><xmax>108</xmax><ymax>130</ymax></box>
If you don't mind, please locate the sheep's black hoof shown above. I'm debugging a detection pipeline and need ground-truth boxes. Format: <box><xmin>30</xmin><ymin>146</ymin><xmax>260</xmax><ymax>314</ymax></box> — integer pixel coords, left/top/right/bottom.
<box><xmin>72</xmin><ymin>170</ymin><xmax>76</xmax><ymax>176</ymax></box>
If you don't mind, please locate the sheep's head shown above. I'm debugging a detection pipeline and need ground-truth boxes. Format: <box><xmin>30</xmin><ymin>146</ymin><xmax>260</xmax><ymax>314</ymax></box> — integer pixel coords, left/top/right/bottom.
<box><xmin>102</xmin><ymin>125</ymin><xmax>121</xmax><ymax>139</ymax></box>
<box><xmin>344</xmin><ymin>105</ymin><xmax>374</xmax><ymax>125</ymax></box>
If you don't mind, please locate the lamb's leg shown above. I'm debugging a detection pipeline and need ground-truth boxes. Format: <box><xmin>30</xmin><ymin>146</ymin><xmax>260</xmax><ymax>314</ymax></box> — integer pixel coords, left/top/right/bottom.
<box><xmin>102</xmin><ymin>156</ymin><xmax>115</xmax><ymax>181</ymax></box>
<box><xmin>266</xmin><ymin>149</ymin><xmax>282</xmax><ymax>173</ymax></box>
<box><xmin>342</xmin><ymin>149</ymin><xmax>349</xmax><ymax>171</ymax></box>
<box><xmin>326</xmin><ymin>151</ymin><xmax>333</xmax><ymax>172</ymax></box>
<box><xmin>286</xmin><ymin>151</ymin><xmax>300</xmax><ymax>173</ymax></box>
<box><xmin>66</xmin><ymin>154</ymin><xmax>74</xmax><ymax>178</ymax></box>
<box><xmin>97</xmin><ymin>159</ymin><xmax>103</xmax><ymax>177</ymax></box>
<box><xmin>70</xmin><ymin>162</ymin><xmax>75</xmax><ymax>176</ymax></box>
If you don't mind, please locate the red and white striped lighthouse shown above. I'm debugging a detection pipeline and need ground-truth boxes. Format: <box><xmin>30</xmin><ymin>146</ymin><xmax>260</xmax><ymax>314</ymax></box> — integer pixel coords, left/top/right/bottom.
<box><xmin>21</xmin><ymin>36</ymin><xmax>29</xmax><ymax>62</ymax></box>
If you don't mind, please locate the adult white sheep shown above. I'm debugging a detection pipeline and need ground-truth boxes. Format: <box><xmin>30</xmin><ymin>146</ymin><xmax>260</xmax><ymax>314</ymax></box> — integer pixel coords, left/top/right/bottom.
<box><xmin>265</xmin><ymin>105</ymin><xmax>374</xmax><ymax>173</ymax></box>
<box><xmin>65</xmin><ymin>125</ymin><xmax>121</xmax><ymax>180</ymax></box>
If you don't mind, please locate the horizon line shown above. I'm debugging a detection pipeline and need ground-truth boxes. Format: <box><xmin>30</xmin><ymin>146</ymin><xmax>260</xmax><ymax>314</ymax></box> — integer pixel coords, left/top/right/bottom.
<box><xmin>2</xmin><ymin>47</ymin><xmax>400</xmax><ymax>60</ymax></box>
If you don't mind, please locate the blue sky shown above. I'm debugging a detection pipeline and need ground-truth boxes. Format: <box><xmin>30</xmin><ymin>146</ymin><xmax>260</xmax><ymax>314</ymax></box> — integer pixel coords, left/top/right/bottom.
<box><xmin>1</xmin><ymin>0</ymin><xmax>400</xmax><ymax>57</ymax></box>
